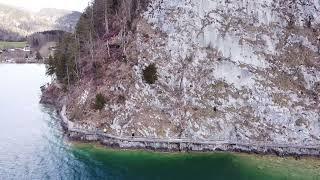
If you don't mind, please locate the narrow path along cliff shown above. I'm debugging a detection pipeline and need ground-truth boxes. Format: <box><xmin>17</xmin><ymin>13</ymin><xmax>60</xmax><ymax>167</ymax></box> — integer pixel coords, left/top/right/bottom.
<box><xmin>60</xmin><ymin>105</ymin><xmax>320</xmax><ymax>157</ymax></box>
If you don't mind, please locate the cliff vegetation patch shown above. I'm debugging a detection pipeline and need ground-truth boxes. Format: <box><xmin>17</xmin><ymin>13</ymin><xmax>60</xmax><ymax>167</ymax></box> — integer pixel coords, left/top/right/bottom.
<box><xmin>93</xmin><ymin>93</ymin><xmax>107</xmax><ymax>110</ymax></box>
<box><xmin>143</xmin><ymin>64</ymin><xmax>158</xmax><ymax>84</ymax></box>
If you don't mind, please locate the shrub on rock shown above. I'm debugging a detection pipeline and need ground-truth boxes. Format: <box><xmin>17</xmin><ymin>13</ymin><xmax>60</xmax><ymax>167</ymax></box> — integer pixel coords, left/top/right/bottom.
<box><xmin>143</xmin><ymin>64</ymin><xmax>158</xmax><ymax>84</ymax></box>
<box><xmin>93</xmin><ymin>93</ymin><xmax>106</xmax><ymax>110</ymax></box>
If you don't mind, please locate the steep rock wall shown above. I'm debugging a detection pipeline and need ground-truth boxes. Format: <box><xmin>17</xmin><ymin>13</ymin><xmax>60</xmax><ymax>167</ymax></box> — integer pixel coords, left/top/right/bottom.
<box><xmin>64</xmin><ymin>0</ymin><xmax>320</xmax><ymax>148</ymax></box>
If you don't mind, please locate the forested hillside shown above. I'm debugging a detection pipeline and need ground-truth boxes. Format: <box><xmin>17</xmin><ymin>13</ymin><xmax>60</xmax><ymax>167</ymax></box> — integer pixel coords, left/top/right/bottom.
<box><xmin>0</xmin><ymin>29</ymin><xmax>25</xmax><ymax>42</ymax></box>
<box><xmin>28</xmin><ymin>30</ymin><xmax>66</xmax><ymax>48</ymax></box>
<box><xmin>47</xmin><ymin>0</ymin><xmax>148</xmax><ymax>85</ymax></box>
<box><xmin>0</xmin><ymin>3</ymin><xmax>81</xmax><ymax>41</ymax></box>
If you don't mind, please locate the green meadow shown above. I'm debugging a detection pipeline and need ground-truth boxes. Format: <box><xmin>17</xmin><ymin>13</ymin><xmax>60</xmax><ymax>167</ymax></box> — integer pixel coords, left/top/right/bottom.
<box><xmin>0</xmin><ymin>41</ymin><xmax>27</xmax><ymax>49</ymax></box>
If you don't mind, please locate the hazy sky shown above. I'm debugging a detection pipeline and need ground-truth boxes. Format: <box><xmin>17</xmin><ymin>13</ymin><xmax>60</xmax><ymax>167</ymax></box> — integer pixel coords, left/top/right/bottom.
<box><xmin>0</xmin><ymin>0</ymin><xmax>91</xmax><ymax>12</ymax></box>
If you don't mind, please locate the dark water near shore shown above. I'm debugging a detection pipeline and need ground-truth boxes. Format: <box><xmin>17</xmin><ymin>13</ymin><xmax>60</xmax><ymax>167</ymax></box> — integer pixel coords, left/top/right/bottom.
<box><xmin>0</xmin><ymin>64</ymin><xmax>319</xmax><ymax>180</ymax></box>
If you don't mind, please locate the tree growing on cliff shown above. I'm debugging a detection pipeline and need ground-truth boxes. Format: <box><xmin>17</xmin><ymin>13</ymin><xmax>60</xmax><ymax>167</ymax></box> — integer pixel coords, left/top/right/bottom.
<box><xmin>47</xmin><ymin>33</ymin><xmax>78</xmax><ymax>85</ymax></box>
<box><xmin>36</xmin><ymin>51</ymin><xmax>42</xmax><ymax>60</ymax></box>
<box><xmin>143</xmin><ymin>64</ymin><xmax>158</xmax><ymax>84</ymax></box>
<box><xmin>75</xmin><ymin>5</ymin><xmax>95</xmax><ymax>55</ymax></box>
<box><xmin>46</xmin><ymin>55</ymin><xmax>55</xmax><ymax>76</ymax></box>
<box><xmin>93</xmin><ymin>93</ymin><xmax>107</xmax><ymax>110</ymax></box>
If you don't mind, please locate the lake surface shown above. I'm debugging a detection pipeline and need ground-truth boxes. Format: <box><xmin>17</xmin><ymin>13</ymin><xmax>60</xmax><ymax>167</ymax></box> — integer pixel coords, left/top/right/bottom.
<box><xmin>0</xmin><ymin>64</ymin><xmax>319</xmax><ymax>180</ymax></box>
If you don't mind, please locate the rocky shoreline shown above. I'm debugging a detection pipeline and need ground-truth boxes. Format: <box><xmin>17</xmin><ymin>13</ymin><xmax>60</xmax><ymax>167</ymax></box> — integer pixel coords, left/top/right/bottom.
<box><xmin>55</xmin><ymin>104</ymin><xmax>320</xmax><ymax>158</ymax></box>
<box><xmin>39</xmin><ymin>82</ymin><xmax>320</xmax><ymax>158</ymax></box>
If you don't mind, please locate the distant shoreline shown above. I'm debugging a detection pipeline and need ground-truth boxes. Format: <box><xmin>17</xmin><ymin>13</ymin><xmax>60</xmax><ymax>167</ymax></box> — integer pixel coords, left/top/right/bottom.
<box><xmin>0</xmin><ymin>61</ymin><xmax>43</xmax><ymax>64</ymax></box>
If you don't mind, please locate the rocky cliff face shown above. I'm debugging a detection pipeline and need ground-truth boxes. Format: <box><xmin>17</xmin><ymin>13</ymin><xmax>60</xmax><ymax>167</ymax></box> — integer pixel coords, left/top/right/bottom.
<box><xmin>62</xmin><ymin>0</ymin><xmax>320</xmax><ymax>147</ymax></box>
